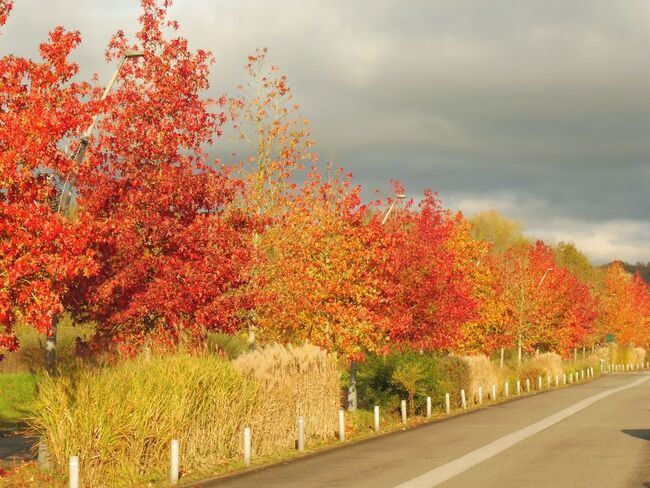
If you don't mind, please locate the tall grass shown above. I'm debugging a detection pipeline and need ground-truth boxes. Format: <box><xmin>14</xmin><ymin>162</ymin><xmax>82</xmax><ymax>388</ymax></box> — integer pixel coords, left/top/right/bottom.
<box><xmin>30</xmin><ymin>354</ymin><xmax>258</xmax><ymax>486</ymax></box>
<box><xmin>234</xmin><ymin>343</ymin><xmax>340</xmax><ymax>455</ymax></box>
<box><xmin>28</xmin><ymin>344</ymin><xmax>340</xmax><ymax>487</ymax></box>
<box><xmin>459</xmin><ymin>355</ymin><xmax>500</xmax><ymax>403</ymax></box>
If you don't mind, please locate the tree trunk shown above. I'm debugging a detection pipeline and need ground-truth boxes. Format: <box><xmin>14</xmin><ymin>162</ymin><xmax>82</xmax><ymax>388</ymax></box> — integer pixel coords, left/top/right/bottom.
<box><xmin>517</xmin><ymin>334</ymin><xmax>522</xmax><ymax>364</ymax></box>
<box><xmin>500</xmin><ymin>347</ymin><xmax>504</xmax><ymax>369</ymax></box>
<box><xmin>347</xmin><ymin>360</ymin><xmax>358</xmax><ymax>412</ymax></box>
<box><xmin>45</xmin><ymin>314</ymin><xmax>58</xmax><ymax>376</ymax></box>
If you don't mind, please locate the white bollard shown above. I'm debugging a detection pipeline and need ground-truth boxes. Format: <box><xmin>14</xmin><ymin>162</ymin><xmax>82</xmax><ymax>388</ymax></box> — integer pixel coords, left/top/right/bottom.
<box><xmin>461</xmin><ymin>389</ymin><xmax>467</xmax><ymax>410</ymax></box>
<box><xmin>538</xmin><ymin>376</ymin><xmax>542</xmax><ymax>390</ymax></box>
<box><xmin>373</xmin><ymin>405</ymin><xmax>380</xmax><ymax>432</ymax></box>
<box><xmin>478</xmin><ymin>386</ymin><xmax>483</xmax><ymax>406</ymax></box>
<box><xmin>516</xmin><ymin>380</ymin><xmax>521</xmax><ymax>395</ymax></box>
<box><xmin>526</xmin><ymin>378</ymin><xmax>530</xmax><ymax>393</ymax></box>
<box><xmin>581</xmin><ymin>370</ymin><xmax>585</xmax><ymax>380</ymax></box>
<box><xmin>445</xmin><ymin>393</ymin><xmax>451</xmax><ymax>414</ymax></box>
<box><xmin>69</xmin><ymin>456</ymin><xmax>79</xmax><ymax>488</ymax></box>
<box><xmin>401</xmin><ymin>400</ymin><xmax>407</xmax><ymax>425</ymax></box>
<box><xmin>547</xmin><ymin>374</ymin><xmax>551</xmax><ymax>388</ymax></box>
<box><xmin>504</xmin><ymin>381</ymin><xmax>509</xmax><ymax>398</ymax></box>
<box><xmin>491</xmin><ymin>384</ymin><xmax>497</xmax><ymax>401</ymax></box>
<box><xmin>297</xmin><ymin>416</ymin><xmax>305</xmax><ymax>451</ymax></box>
<box><xmin>555</xmin><ymin>375</ymin><xmax>559</xmax><ymax>387</ymax></box>
<box><xmin>243</xmin><ymin>427</ymin><xmax>251</xmax><ymax>466</ymax></box>
<box><xmin>170</xmin><ymin>439</ymin><xmax>179</xmax><ymax>485</ymax></box>
<box><xmin>426</xmin><ymin>396</ymin><xmax>432</xmax><ymax>418</ymax></box>
<box><xmin>563</xmin><ymin>373</ymin><xmax>567</xmax><ymax>385</ymax></box>
<box><xmin>338</xmin><ymin>409</ymin><xmax>345</xmax><ymax>442</ymax></box>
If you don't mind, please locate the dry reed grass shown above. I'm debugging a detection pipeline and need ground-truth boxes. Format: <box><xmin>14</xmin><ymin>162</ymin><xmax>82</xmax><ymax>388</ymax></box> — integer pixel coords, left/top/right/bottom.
<box><xmin>234</xmin><ymin>343</ymin><xmax>340</xmax><ymax>455</ymax></box>
<box><xmin>459</xmin><ymin>355</ymin><xmax>499</xmax><ymax>403</ymax></box>
<box><xmin>524</xmin><ymin>352</ymin><xmax>564</xmax><ymax>377</ymax></box>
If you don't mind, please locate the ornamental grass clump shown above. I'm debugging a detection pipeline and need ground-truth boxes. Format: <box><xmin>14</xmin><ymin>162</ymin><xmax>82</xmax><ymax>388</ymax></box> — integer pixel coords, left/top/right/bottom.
<box><xmin>30</xmin><ymin>354</ymin><xmax>257</xmax><ymax>487</ymax></box>
<box><xmin>459</xmin><ymin>355</ymin><xmax>499</xmax><ymax>403</ymax></box>
<box><xmin>234</xmin><ymin>343</ymin><xmax>340</xmax><ymax>455</ymax></box>
<box><xmin>29</xmin><ymin>345</ymin><xmax>340</xmax><ymax>487</ymax></box>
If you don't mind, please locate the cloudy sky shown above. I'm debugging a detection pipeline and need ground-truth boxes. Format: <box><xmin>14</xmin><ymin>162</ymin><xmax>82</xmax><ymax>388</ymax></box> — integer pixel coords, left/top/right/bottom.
<box><xmin>2</xmin><ymin>0</ymin><xmax>649</xmax><ymax>264</ymax></box>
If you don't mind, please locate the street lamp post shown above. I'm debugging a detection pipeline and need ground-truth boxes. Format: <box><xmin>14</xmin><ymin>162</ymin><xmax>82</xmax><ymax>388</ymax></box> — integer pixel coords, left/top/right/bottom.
<box><xmin>347</xmin><ymin>192</ymin><xmax>406</xmax><ymax>412</ymax></box>
<box><xmin>46</xmin><ymin>50</ymin><xmax>144</xmax><ymax>376</ymax></box>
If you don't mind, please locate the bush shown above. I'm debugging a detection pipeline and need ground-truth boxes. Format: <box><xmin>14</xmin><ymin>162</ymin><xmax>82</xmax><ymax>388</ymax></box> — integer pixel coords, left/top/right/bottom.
<box><xmin>29</xmin><ymin>345</ymin><xmax>340</xmax><ymax>487</ymax></box>
<box><xmin>356</xmin><ymin>352</ymin><xmax>470</xmax><ymax>414</ymax></box>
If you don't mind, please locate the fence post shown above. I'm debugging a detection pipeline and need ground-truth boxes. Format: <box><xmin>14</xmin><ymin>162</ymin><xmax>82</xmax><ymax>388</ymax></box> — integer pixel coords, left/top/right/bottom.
<box><xmin>69</xmin><ymin>456</ymin><xmax>79</xmax><ymax>488</ymax></box>
<box><xmin>401</xmin><ymin>400</ymin><xmax>407</xmax><ymax>425</ymax></box>
<box><xmin>563</xmin><ymin>373</ymin><xmax>567</xmax><ymax>385</ymax></box>
<box><xmin>504</xmin><ymin>381</ymin><xmax>509</xmax><ymax>398</ymax></box>
<box><xmin>538</xmin><ymin>376</ymin><xmax>542</xmax><ymax>390</ymax></box>
<box><xmin>297</xmin><ymin>416</ymin><xmax>305</xmax><ymax>451</ymax></box>
<box><xmin>491</xmin><ymin>384</ymin><xmax>497</xmax><ymax>401</ymax></box>
<box><xmin>426</xmin><ymin>396</ymin><xmax>432</xmax><ymax>418</ymax></box>
<box><xmin>243</xmin><ymin>427</ymin><xmax>251</xmax><ymax>466</ymax></box>
<box><xmin>478</xmin><ymin>386</ymin><xmax>483</xmax><ymax>405</ymax></box>
<box><xmin>546</xmin><ymin>374</ymin><xmax>551</xmax><ymax>388</ymax></box>
<box><xmin>460</xmin><ymin>389</ymin><xmax>467</xmax><ymax>410</ymax></box>
<box><xmin>526</xmin><ymin>378</ymin><xmax>530</xmax><ymax>393</ymax></box>
<box><xmin>170</xmin><ymin>439</ymin><xmax>179</xmax><ymax>485</ymax></box>
<box><xmin>555</xmin><ymin>374</ymin><xmax>559</xmax><ymax>387</ymax></box>
<box><xmin>445</xmin><ymin>393</ymin><xmax>451</xmax><ymax>414</ymax></box>
<box><xmin>516</xmin><ymin>380</ymin><xmax>521</xmax><ymax>395</ymax></box>
<box><xmin>338</xmin><ymin>409</ymin><xmax>345</xmax><ymax>442</ymax></box>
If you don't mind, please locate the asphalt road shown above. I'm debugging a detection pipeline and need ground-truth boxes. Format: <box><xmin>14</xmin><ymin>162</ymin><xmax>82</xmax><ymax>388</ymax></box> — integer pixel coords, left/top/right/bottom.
<box><xmin>198</xmin><ymin>373</ymin><xmax>650</xmax><ymax>488</ymax></box>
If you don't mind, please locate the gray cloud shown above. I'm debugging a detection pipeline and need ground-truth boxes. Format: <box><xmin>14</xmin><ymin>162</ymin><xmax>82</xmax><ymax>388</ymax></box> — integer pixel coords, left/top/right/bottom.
<box><xmin>2</xmin><ymin>0</ymin><xmax>648</xmax><ymax>264</ymax></box>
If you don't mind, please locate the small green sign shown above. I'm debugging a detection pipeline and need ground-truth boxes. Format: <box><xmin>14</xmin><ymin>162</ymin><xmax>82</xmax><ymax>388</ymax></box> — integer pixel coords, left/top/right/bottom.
<box><xmin>606</xmin><ymin>334</ymin><xmax>615</xmax><ymax>343</ymax></box>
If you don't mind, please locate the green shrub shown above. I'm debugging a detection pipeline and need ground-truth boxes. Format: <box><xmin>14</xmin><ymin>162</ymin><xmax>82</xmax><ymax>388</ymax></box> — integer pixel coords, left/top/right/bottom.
<box><xmin>356</xmin><ymin>352</ymin><xmax>470</xmax><ymax>414</ymax></box>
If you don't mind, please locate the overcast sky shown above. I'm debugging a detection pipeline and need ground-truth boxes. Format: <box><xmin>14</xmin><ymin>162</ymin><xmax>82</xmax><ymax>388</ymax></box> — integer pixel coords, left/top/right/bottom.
<box><xmin>2</xmin><ymin>0</ymin><xmax>649</xmax><ymax>264</ymax></box>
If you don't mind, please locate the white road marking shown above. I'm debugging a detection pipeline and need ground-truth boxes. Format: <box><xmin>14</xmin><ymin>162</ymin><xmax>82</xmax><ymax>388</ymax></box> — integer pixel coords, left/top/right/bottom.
<box><xmin>394</xmin><ymin>376</ymin><xmax>649</xmax><ymax>488</ymax></box>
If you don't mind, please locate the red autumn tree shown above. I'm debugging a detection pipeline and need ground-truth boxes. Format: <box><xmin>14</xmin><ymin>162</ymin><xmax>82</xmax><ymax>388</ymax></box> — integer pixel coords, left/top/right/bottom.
<box><xmin>500</xmin><ymin>241</ymin><xmax>598</xmax><ymax>358</ymax></box>
<box><xmin>71</xmin><ymin>0</ymin><xmax>257</xmax><ymax>353</ymax></box>
<box><xmin>253</xmin><ymin>169</ymin><xmax>390</xmax><ymax>360</ymax></box>
<box><xmin>379</xmin><ymin>190</ymin><xmax>477</xmax><ymax>352</ymax></box>
<box><xmin>598</xmin><ymin>263</ymin><xmax>650</xmax><ymax>348</ymax></box>
<box><xmin>451</xmin><ymin>215</ymin><xmax>512</xmax><ymax>354</ymax></box>
<box><xmin>0</xmin><ymin>2</ymin><xmax>98</xmax><ymax>356</ymax></box>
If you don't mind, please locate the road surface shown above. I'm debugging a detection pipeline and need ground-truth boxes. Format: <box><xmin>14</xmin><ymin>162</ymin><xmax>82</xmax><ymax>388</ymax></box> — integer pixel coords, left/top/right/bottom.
<box><xmin>198</xmin><ymin>373</ymin><xmax>650</xmax><ymax>488</ymax></box>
